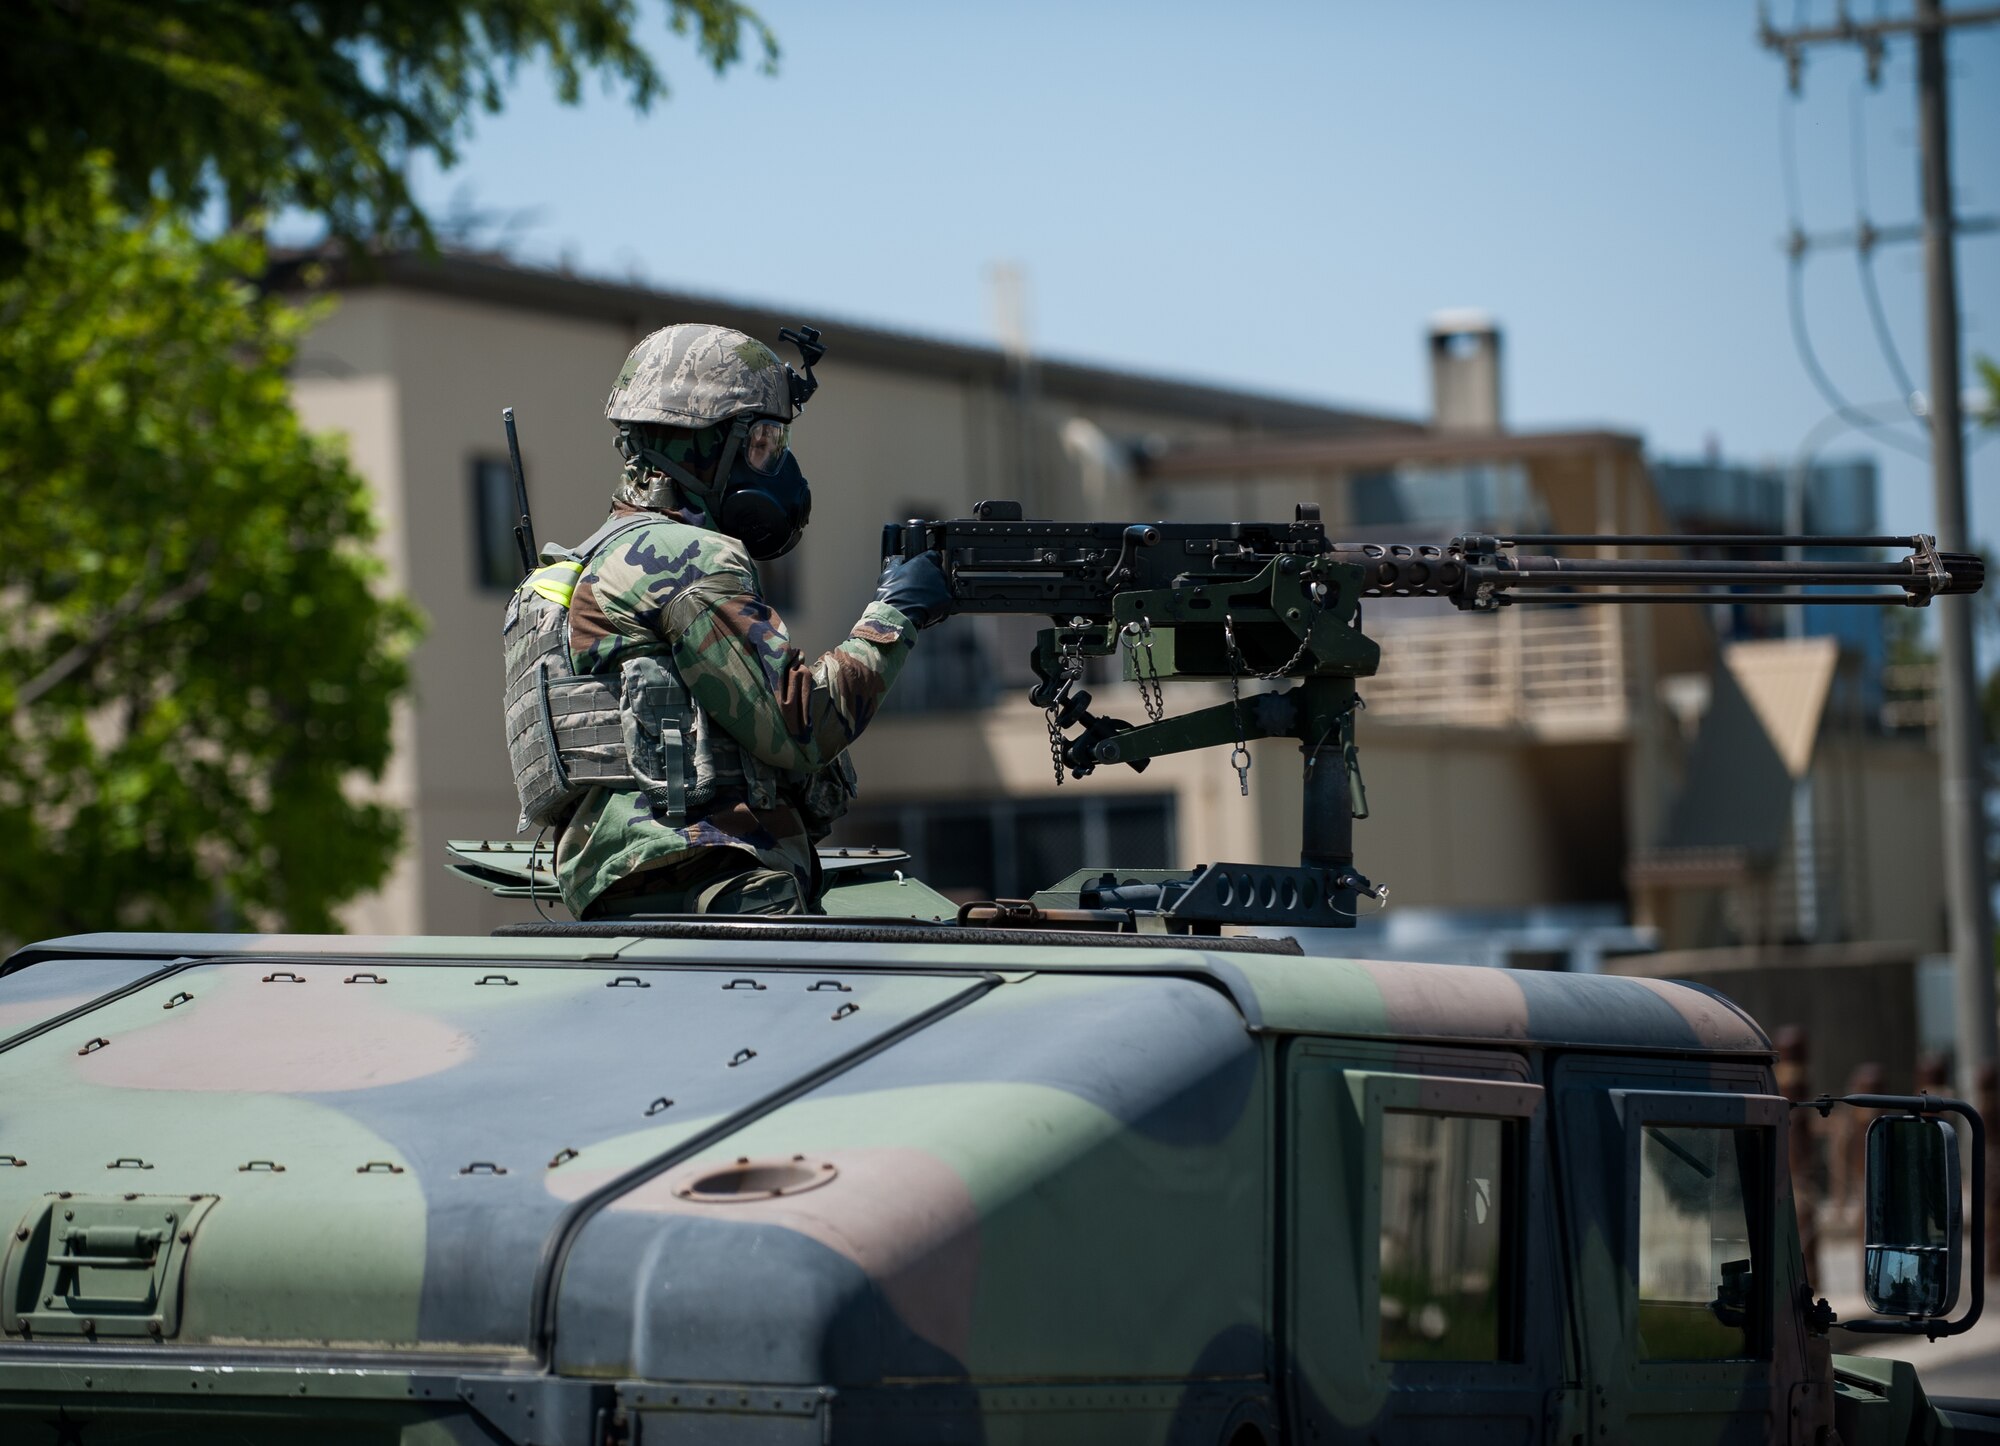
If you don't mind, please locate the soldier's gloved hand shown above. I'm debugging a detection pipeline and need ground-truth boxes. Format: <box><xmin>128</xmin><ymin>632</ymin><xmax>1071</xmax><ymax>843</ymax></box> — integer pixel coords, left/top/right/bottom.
<box><xmin>874</xmin><ymin>551</ymin><xmax>952</xmax><ymax>631</ymax></box>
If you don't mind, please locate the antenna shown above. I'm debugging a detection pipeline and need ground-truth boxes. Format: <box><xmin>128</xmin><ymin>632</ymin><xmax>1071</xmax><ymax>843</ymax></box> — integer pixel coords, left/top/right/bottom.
<box><xmin>502</xmin><ymin>407</ymin><xmax>536</xmax><ymax>577</ymax></box>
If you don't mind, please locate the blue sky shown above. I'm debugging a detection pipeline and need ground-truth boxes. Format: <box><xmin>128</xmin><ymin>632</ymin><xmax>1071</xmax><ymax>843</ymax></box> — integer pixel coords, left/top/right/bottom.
<box><xmin>404</xmin><ymin>0</ymin><xmax>1998</xmax><ymax>542</ymax></box>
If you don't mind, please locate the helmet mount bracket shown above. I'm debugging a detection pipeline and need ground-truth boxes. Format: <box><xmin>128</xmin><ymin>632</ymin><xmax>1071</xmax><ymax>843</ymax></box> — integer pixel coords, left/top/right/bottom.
<box><xmin>779</xmin><ymin>325</ymin><xmax>825</xmax><ymax>412</ymax></box>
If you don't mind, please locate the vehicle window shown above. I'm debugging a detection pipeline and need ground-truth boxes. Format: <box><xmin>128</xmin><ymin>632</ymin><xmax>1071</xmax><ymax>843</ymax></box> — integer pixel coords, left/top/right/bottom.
<box><xmin>1379</xmin><ymin>1110</ymin><xmax>1511</xmax><ymax>1361</ymax></box>
<box><xmin>1637</xmin><ymin>1125</ymin><xmax>1767</xmax><ymax>1360</ymax></box>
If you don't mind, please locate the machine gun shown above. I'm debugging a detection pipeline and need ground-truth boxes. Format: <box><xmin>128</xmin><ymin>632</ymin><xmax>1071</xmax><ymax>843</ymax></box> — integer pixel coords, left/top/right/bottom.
<box><xmin>883</xmin><ymin>500</ymin><xmax>1981</xmax><ymax>931</ymax></box>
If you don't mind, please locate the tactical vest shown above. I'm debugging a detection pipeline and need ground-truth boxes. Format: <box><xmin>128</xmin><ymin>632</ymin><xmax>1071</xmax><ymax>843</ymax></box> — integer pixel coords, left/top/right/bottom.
<box><xmin>501</xmin><ymin>513</ymin><xmax>852</xmax><ymax>835</ymax></box>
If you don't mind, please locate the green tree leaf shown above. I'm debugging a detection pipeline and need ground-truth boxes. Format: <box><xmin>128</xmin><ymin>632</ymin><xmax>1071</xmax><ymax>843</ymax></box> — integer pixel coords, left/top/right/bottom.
<box><xmin>0</xmin><ymin>0</ymin><xmax>776</xmax><ymax>258</ymax></box>
<box><xmin>0</xmin><ymin>170</ymin><xmax>423</xmax><ymax>946</ymax></box>
<box><xmin>1976</xmin><ymin>355</ymin><xmax>2000</xmax><ymax>429</ymax></box>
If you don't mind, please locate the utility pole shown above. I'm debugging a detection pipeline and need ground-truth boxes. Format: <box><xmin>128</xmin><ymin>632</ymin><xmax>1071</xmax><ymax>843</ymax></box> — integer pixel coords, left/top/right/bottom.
<box><xmin>1759</xmin><ymin>1</ymin><xmax>1999</xmax><ymax>1103</ymax></box>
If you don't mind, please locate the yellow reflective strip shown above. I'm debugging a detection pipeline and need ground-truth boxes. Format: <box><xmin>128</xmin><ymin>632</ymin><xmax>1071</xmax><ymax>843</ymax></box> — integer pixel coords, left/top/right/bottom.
<box><xmin>528</xmin><ymin>560</ymin><xmax>582</xmax><ymax>608</ymax></box>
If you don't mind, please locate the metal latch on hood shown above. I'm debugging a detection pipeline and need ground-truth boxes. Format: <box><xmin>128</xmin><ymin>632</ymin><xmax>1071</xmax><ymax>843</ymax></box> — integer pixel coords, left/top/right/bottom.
<box><xmin>3</xmin><ymin>1193</ymin><xmax>218</xmax><ymax>1339</ymax></box>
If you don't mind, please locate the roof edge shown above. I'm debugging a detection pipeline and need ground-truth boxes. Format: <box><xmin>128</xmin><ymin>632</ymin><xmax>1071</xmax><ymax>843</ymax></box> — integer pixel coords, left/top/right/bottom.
<box><xmin>267</xmin><ymin>249</ymin><xmax>1420</xmax><ymax>435</ymax></box>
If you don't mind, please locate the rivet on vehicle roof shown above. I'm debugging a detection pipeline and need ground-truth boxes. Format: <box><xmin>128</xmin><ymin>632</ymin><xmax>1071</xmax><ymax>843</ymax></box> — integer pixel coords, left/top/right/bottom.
<box><xmin>728</xmin><ymin>1048</ymin><xmax>757</xmax><ymax>1067</ymax></box>
<box><xmin>645</xmin><ymin>1097</ymin><xmax>673</xmax><ymax>1116</ymax></box>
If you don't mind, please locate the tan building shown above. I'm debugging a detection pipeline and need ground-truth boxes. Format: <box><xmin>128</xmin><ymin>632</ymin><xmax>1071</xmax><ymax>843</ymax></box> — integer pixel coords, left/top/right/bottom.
<box><xmin>283</xmin><ymin>251</ymin><xmax>1410</xmax><ymax>936</ymax></box>
<box><xmin>287</xmin><ymin>257</ymin><xmax>1946</xmax><ymax>978</ymax></box>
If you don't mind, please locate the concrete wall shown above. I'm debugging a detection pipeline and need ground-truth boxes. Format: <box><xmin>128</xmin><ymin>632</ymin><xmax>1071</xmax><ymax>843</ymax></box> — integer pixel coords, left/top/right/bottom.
<box><xmin>1822</xmin><ymin>737</ymin><xmax>1948</xmax><ymax>951</ymax></box>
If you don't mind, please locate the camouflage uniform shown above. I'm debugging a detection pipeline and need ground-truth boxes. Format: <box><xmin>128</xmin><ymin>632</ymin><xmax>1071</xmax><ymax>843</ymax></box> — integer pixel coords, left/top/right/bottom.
<box><xmin>552</xmin><ymin>495</ymin><xmax>914</xmax><ymax>918</ymax></box>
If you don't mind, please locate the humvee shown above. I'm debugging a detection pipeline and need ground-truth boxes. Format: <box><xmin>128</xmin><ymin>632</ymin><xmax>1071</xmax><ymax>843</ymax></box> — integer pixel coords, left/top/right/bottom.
<box><xmin>0</xmin><ymin>879</ymin><xmax>1991</xmax><ymax>1444</ymax></box>
<box><xmin>2</xmin><ymin>510</ymin><xmax>1989</xmax><ymax>1442</ymax></box>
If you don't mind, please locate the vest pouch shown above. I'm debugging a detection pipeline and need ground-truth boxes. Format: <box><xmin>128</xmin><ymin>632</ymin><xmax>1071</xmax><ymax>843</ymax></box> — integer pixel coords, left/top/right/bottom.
<box><xmin>617</xmin><ymin>655</ymin><xmax>695</xmax><ymax>823</ymax></box>
<box><xmin>797</xmin><ymin>754</ymin><xmax>859</xmax><ymax>839</ymax></box>
<box><xmin>505</xmin><ymin>591</ymin><xmax>611</xmax><ymax>831</ymax></box>
<box><xmin>544</xmin><ymin>672</ymin><xmax>628</xmax><ymax>784</ymax></box>
<box><xmin>687</xmin><ymin>704</ymin><xmax>783</xmax><ymax>810</ymax></box>
<box><xmin>501</xmin><ymin>513</ymin><xmax>686</xmax><ymax>831</ymax></box>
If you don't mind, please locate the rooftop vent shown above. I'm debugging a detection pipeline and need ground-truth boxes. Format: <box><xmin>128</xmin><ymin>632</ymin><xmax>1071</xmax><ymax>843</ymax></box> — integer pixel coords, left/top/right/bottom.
<box><xmin>1428</xmin><ymin>310</ymin><xmax>1503</xmax><ymax>433</ymax></box>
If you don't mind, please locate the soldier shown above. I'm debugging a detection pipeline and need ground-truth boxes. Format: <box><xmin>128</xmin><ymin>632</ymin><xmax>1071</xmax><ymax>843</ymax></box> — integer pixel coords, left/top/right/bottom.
<box><xmin>504</xmin><ymin>323</ymin><xmax>949</xmax><ymax>919</ymax></box>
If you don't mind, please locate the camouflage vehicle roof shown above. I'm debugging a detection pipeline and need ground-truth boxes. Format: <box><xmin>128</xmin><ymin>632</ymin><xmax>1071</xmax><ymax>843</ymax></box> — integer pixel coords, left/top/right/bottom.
<box><xmin>0</xmin><ymin>927</ymin><xmax>1799</xmax><ymax>1444</ymax></box>
<box><xmin>5</xmin><ymin>928</ymin><xmax>1771</xmax><ymax>1051</ymax></box>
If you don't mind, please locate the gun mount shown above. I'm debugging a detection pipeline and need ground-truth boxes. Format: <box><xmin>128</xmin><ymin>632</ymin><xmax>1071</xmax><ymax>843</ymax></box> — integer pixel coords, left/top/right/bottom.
<box><xmin>883</xmin><ymin>500</ymin><xmax>1982</xmax><ymax>930</ymax></box>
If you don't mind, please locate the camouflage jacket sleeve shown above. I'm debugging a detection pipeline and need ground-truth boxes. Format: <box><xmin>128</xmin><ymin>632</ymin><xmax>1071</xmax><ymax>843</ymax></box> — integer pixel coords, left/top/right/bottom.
<box><xmin>659</xmin><ymin>543</ymin><xmax>915</xmax><ymax>772</ymax></box>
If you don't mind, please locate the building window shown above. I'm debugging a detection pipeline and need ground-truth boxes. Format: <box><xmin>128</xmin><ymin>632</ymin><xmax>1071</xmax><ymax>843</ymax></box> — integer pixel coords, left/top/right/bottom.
<box><xmin>830</xmin><ymin>794</ymin><xmax>1176</xmax><ymax>900</ymax></box>
<box><xmin>1637</xmin><ymin>1125</ymin><xmax>1768</xmax><ymax>1360</ymax></box>
<box><xmin>1350</xmin><ymin>461</ymin><xmax>1544</xmax><ymax>534</ymax></box>
<box><xmin>471</xmin><ymin>457</ymin><xmax>523</xmax><ymax>592</ymax></box>
<box><xmin>882</xmin><ymin>624</ymin><xmax>1003</xmax><ymax>713</ymax></box>
<box><xmin>1378</xmin><ymin>1112</ymin><xmax>1513</xmax><ymax>1361</ymax></box>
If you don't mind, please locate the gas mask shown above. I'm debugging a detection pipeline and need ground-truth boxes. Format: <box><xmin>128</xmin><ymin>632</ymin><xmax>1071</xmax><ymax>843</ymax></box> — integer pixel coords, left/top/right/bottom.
<box><xmin>713</xmin><ymin>416</ymin><xmax>813</xmax><ymax>561</ymax></box>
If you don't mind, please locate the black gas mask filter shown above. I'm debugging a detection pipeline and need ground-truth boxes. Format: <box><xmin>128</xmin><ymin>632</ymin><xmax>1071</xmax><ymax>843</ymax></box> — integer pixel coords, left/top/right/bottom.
<box><xmin>717</xmin><ymin>445</ymin><xmax>812</xmax><ymax>560</ymax></box>
<box><xmin>711</xmin><ymin>325</ymin><xmax>825</xmax><ymax>561</ymax></box>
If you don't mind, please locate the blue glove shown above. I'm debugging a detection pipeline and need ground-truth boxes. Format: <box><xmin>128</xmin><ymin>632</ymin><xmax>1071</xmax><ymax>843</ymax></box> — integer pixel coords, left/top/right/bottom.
<box><xmin>873</xmin><ymin>551</ymin><xmax>952</xmax><ymax>631</ymax></box>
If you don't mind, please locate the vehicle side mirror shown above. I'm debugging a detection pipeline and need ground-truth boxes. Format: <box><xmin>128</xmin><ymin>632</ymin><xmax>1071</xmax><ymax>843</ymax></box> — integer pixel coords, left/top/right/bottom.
<box><xmin>1863</xmin><ymin>1114</ymin><xmax>1961</xmax><ymax>1319</ymax></box>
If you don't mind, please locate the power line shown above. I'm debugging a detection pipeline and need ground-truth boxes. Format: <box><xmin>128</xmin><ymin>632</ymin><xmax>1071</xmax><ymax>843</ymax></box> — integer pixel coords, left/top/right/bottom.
<box><xmin>1847</xmin><ymin>78</ymin><xmax>1922</xmax><ymax>406</ymax></box>
<box><xmin>1768</xmin><ymin>5</ymin><xmax>1998</xmax><ymax>459</ymax></box>
<box><xmin>1759</xmin><ymin>0</ymin><xmax>2000</xmax><ymax>1124</ymax></box>
<box><xmin>1776</xmin><ymin>76</ymin><xmax>1932</xmax><ymax>452</ymax></box>
<box><xmin>1785</xmin><ymin>255</ymin><xmax>1932</xmax><ymax>459</ymax></box>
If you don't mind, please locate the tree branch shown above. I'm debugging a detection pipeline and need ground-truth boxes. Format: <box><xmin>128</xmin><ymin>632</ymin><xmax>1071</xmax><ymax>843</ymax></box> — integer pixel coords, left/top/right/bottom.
<box><xmin>13</xmin><ymin>547</ymin><xmax>216</xmax><ymax>712</ymax></box>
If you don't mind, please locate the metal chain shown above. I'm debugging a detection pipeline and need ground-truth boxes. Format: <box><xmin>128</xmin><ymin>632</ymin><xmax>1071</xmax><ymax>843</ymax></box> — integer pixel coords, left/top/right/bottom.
<box><xmin>1219</xmin><ymin>577</ymin><xmax>1333</xmax><ymax>797</ymax></box>
<box><xmin>1242</xmin><ymin>575</ymin><xmax>1327</xmax><ymax>681</ymax></box>
<box><xmin>1250</xmin><ymin>629</ymin><xmax>1317</xmax><ymax>681</ymax></box>
<box><xmin>1042</xmin><ymin>633</ymin><xmax>1086</xmax><ymax>786</ymax></box>
<box><xmin>1223</xmin><ymin>615</ymin><xmax>1251</xmax><ymax>796</ymax></box>
<box><xmin>1120</xmin><ymin>617</ymin><xmax>1165</xmax><ymax>723</ymax></box>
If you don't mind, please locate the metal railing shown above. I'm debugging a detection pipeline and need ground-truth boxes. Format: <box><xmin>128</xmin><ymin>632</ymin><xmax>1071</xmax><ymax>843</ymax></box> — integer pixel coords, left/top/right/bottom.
<box><xmin>1360</xmin><ymin>607</ymin><xmax>1628</xmax><ymax>736</ymax></box>
<box><xmin>1880</xmin><ymin>660</ymin><xmax>1939</xmax><ymax>732</ymax></box>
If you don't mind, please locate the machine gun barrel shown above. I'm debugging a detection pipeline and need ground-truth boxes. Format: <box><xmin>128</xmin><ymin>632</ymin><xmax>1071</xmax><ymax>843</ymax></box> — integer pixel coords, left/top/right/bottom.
<box><xmin>1470</xmin><ymin>545</ymin><xmax>1983</xmax><ymax>605</ymax></box>
<box><xmin>887</xmin><ymin>503</ymin><xmax>1982</xmax><ymax>615</ymax></box>
<box><xmin>878</xmin><ymin>502</ymin><xmax>1983</xmax><ymax>932</ymax></box>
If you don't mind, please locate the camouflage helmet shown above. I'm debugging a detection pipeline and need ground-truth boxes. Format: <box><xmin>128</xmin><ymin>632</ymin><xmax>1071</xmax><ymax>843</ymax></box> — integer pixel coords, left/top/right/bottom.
<box><xmin>605</xmin><ymin>323</ymin><xmax>795</xmax><ymax>429</ymax></box>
